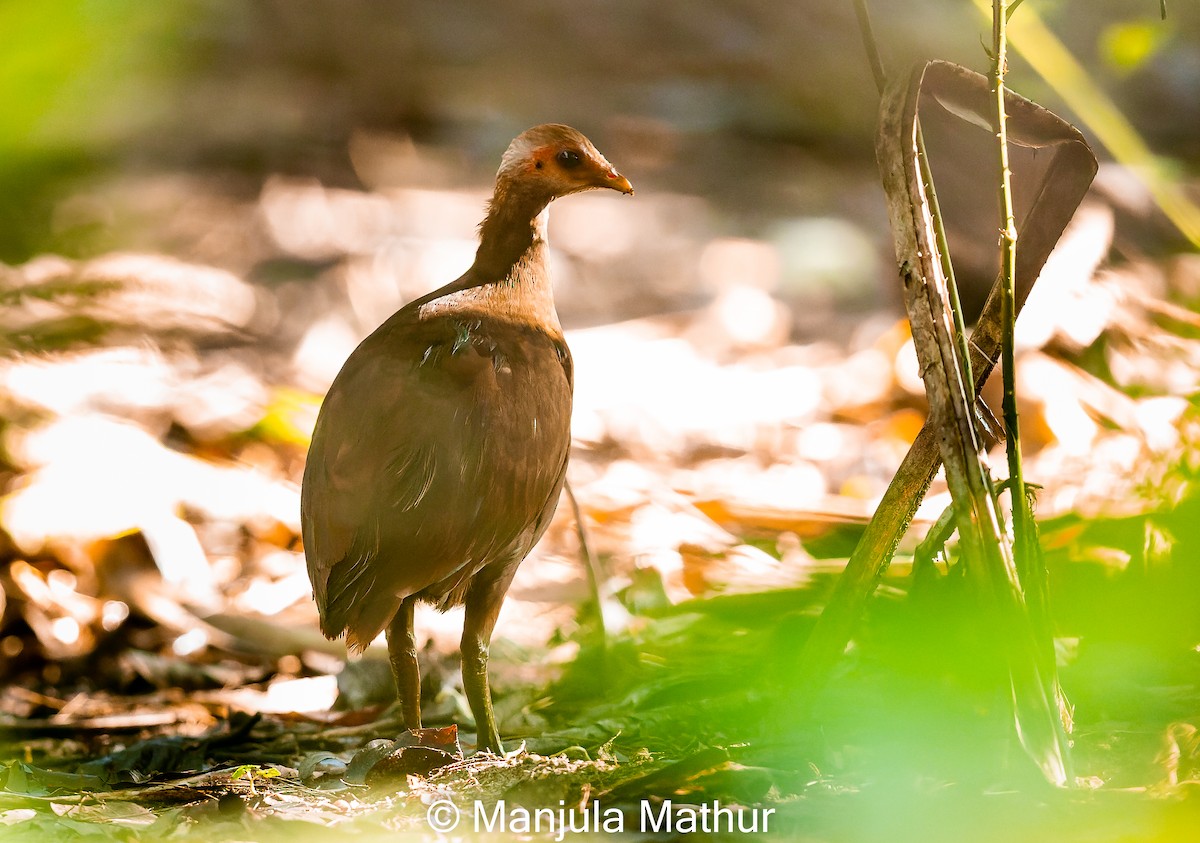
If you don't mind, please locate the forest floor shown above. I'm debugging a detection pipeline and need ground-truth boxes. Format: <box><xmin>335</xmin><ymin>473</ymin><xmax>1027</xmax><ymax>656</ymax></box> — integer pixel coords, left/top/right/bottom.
<box><xmin>2</xmin><ymin>143</ymin><xmax>1200</xmax><ymax>841</ymax></box>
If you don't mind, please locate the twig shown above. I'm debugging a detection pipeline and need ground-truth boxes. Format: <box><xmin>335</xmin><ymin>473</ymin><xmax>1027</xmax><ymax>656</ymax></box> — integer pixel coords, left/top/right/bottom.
<box><xmin>564</xmin><ymin>479</ymin><xmax>608</xmax><ymax>651</ymax></box>
<box><xmin>917</xmin><ymin>129</ymin><xmax>976</xmax><ymax>400</ymax></box>
<box><xmin>992</xmin><ymin>1</ymin><xmax>1029</xmax><ymax>570</ymax></box>
<box><xmin>912</xmin><ymin>505</ymin><xmax>958</xmax><ymax>578</ymax></box>
<box><xmin>852</xmin><ymin>0</ymin><xmax>887</xmax><ymax>95</ymax></box>
<box><xmin>0</xmin><ymin>710</ymin><xmax>191</xmax><ymax>737</ymax></box>
<box><xmin>993</xmin><ymin>0</ymin><xmax>1070</xmax><ymax>765</ymax></box>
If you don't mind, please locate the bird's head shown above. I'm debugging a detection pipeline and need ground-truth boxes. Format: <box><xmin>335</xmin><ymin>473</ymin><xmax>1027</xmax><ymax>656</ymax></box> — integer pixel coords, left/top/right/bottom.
<box><xmin>497</xmin><ymin>123</ymin><xmax>634</xmax><ymax>200</ymax></box>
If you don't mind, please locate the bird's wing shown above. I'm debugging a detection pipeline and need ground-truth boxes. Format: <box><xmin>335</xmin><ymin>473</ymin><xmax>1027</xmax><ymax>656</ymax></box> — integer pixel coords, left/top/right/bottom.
<box><xmin>302</xmin><ymin>314</ymin><xmax>480</xmax><ymax>630</ymax></box>
<box><xmin>301</xmin><ymin>310</ymin><xmax>572</xmax><ymax>646</ymax></box>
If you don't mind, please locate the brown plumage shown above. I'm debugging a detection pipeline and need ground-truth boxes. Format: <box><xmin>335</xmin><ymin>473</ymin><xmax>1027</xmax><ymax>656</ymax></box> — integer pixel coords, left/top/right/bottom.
<box><xmin>301</xmin><ymin>124</ymin><xmax>632</xmax><ymax>752</ymax></box>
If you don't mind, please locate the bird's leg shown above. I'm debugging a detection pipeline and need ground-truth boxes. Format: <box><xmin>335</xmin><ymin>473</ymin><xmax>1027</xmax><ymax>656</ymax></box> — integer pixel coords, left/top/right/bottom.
<box><xmin>385</xmin><ymin>596</ymin><xmax>422</xmax><ymax>731</ymax></box>
<box><xmin>461</xmin><ymin>566</ymin><xmax>518</xmax><ymax>754</ymax></box>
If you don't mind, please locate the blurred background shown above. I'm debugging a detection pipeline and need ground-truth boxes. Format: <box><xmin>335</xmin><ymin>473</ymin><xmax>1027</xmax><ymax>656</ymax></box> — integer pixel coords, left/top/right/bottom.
<box><xmin>1</xmin><ymin>0</ymin><xmax>1199</xmax><ymax>836</ymax></box>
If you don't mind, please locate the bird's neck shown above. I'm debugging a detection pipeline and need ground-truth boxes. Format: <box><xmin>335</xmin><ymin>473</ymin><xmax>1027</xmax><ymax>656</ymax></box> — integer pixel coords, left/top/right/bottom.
<box><xmin>474</xmin><ymin>176</ymin><xmax>552</xmax><ymax>276</ymax></box>
<box><xmin>419</xmin><ymin>178</ymin><xmax>561</xmax><ymax>334</ymax></box>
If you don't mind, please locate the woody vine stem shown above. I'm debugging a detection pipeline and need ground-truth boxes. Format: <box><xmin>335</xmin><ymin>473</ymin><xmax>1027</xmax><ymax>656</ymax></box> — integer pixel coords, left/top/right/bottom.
<box><xmin>992</xmin><ymin>0</ymin><xmax>1031</xmax><ymax>553</ymax></box>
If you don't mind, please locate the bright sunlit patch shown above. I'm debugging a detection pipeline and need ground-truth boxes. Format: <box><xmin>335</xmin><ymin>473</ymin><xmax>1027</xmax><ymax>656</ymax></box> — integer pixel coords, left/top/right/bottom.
<box><xmin>1108</xmin><ymin>341</ymin><xmax>1200</xmax><ymax>395</ymax></box>
<box><xmin>1133</xmin><ymin>397</ymin><xmax>1187</xmax><ymax>452</ymax></box>
<box><xmin>1041</xmin><ymin>399</ymin><xmax>1099</xmax><ymax>454</ymax></box>
<box><xmin>260</xmin><ymin>177</ymin><xmax>394</xmax><ymax>259</ymax></box>
<box><xmin>570</xmin><ymin>325</ymin><xmax>822</xmax><ymax>456</ymax></box>
<box><xmin>262</xmin><ymin>675</ymin><xmax>338</xmax><ymax>712</ymax></box>
<box><xmin>172</xmin><ymin>628</ymin><xmax>208</xmax><ymax>657</ymax></box>
<box><xmin>1018</xmin><ymin>356</ymin><xmax>1099</xmax><ymax>454</ymax></box>
<box><xmin>824</xmin><ymin>347</ymin><xmax>894</xmax><ymax>410</ymax></box>
<box><xmin>9</xmin><ymin>561</ymin><xmax>48</xmax><ymax>606</ymax></box>
<box><xmin>291</xmin><ymin>316</ymin><xmax>361</xmax><ymax>392</ymax></box>
<box><xmin>0</xmin><ymin>347</ymin><xmax>176</xmax><ymax>417</ymax></box>
<box><xmin>341</xmin><ymin>254</ymin><xmax>406</xmax><ymax>330</ymax></box>
<box><xmin>1017</xmin><ymin>203</ymin><xmax>1114</xmax><ymax>350</ymax></box>
<box><xmin>216</xmin><ymin>675</ymin><xmax>339</xmax><ymax>714</ymax></box>
<box><xmin>795</xmin><ymin>422</ymin><xmax>847</xmax><ymax>461</ymax></box>
<box><xmin>142</xmin><ymin>516</ymin><xmax>215</xmax><ymax>597</ymax></box>
<box><xmin>172</xmin><ymin>361</ymin><xmax>268</xmax><ymax>439</ymax></box>
<box><xmin>680</xmin><ymin>457</ymin><xmax>827</xmax><ymax>510</ymax></box>
<box><xmin>710</xmin><ymin>283</ymin><xmax>789</xmax><ymax>347</ymax></box>
<box><xmin>235</xmin><ymin>570</ymin><xmax>313</xmax><ymax>616</ymax></box>
<box><xmin>46</xmin><ymin>568</ymin><xmax>77</xmax><ymax>594</ymax></box>
<box><xmin>83</xmin><ymin>253</ymin><xmax>257</xmax><ymax>332</ymax></box>
<box><xmin>388</xmin><ymin>187</ymin><xmax>490</xmax><ymax>240</ymax></box>
<box><xmin>584</xmin><ymin>460</ymin><xmax>659</xmax><ymax>511</ymax></box>
<box><xmin>915</xmin><ymin>490</ymin><xmax>954</xmax><ymax>523</ymax></box>
<box><xmin>1</xmin><ymin>414</ymin><xmax>301</xmax><ymax>560</ymax></box>
<box><xmin>628</xmin><ymin>502</ymin><xmax>734</xmax><ymax>566</ymax></box>
<box><xmin>406</xmin><ymin>238</ymin><xmax>478</xmax><ymax>298</ymax></box>
<box><xmin>893</xmin><ymin>338</ymin><xmax>924</xmax><ymax>395</ymax></box>
<box><xmin>0</xmin><ymin>344</ymin><xmax>269</xmax><ymax>442</ymax></box>
<box><xmin>50</xmin><ymin>616</ymin><xmax>80</xmax><ymax>646</ymax></box>
<box><xmin>101</xmin><ymin>600</ymin><xmax>130</xmax><ymax>631</ymax></box>
<box><xmin>2</xmin><ymin>418</ymin><xmax>161</xmax><ymax>545</ymax></box>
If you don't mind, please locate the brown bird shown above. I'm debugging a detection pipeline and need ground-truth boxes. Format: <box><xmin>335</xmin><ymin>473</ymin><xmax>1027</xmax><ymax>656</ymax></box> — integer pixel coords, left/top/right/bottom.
<box><xmin>301</xmin><ymin>124</ymin><xmax>632</xmax><ymax>753</ymax></box>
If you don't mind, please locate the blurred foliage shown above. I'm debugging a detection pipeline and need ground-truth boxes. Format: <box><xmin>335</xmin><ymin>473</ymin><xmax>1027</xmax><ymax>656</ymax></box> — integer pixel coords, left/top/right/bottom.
<box><xmin>0</xmin><ymin>0</ymin><xmax>1195</xmax><ymax>261</ymax></box>
<box><xmin>1100</xmin><ymin>20</ymin><xmax>1169</xmax><ymax>73</ymax></box>
<box><xmin>0</xmin><ymin>0</ymin><xmax>204</xmax><ymax>260</ymax></box>
<box><xmin>0</xmin><ymin>277</ymin><xmax>119</xmax><ymax>354</ymax></box>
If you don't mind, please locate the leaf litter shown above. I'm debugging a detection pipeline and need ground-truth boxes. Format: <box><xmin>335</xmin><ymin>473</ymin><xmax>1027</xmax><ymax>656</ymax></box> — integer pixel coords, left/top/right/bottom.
<box><xmin>0</xmin><ymin>139</ymin><xmax>1198</xmax><ymax>840</ymax></box>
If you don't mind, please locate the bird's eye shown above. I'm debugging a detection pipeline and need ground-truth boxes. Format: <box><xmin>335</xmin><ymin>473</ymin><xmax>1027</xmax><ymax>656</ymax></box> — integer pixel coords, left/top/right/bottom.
<box><xmin>556</xmin><ymin>149</ymin><xmax>583</xmax><ymax>169</ymax></box>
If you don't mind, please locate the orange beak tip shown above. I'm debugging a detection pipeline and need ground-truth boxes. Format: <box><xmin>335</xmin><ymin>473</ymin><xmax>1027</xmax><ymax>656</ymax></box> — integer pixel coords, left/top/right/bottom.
<box><xmin>606</xmin><ymin>172</ymin><xmax>634</xmax><ymax>195</ymax></box>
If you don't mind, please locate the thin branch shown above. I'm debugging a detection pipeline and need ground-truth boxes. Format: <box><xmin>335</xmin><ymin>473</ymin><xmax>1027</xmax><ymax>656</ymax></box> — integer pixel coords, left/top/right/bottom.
<box><xmin>564</xmin><ymin>480</ymin><xmax>608</xmax><ymax>652</ymax></box>
<box><xmin>852</xmin><ymin>0</ymin><xmax>887</xmax><ymax>95</ymax></box>
<box><xmin>917</xmin><ymin>129</ymin><xmax>976</xmax><ymax>399</ymax></box>
<box><xmin>991</xmin><ymin>0</ymin><xmax>1031</xmax><ymax>570</ymax></box>
<box><xmin>993</xmin><ymin>0</ymin><xmax>1073</xmax><ymax>783</ymax></box>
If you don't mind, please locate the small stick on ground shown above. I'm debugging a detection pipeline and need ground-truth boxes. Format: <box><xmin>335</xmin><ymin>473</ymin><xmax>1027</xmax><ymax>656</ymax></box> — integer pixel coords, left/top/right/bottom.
<box><xmin>564</xmin><ymin>479</ymin><xmax>608</xmax><ymax>653</ymax></box>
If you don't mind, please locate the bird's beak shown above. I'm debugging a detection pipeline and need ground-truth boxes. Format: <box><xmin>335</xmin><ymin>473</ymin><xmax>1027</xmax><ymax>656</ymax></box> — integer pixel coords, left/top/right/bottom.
<box><xmin>598</xmin><ymin>167</ymin><xmax>634</xmax><ymax>196</ymax></box>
